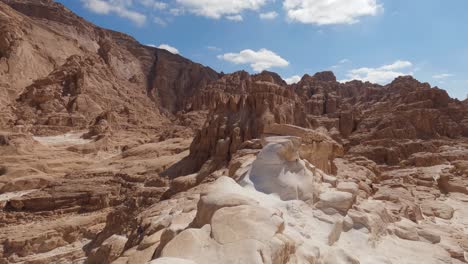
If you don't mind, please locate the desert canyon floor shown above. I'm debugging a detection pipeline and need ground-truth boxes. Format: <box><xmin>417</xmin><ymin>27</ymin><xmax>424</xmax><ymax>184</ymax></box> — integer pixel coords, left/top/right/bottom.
<box><xmin>0</xmin><ymin>0</ymin><xmax>468</xmax><ymax>264</ymax></box>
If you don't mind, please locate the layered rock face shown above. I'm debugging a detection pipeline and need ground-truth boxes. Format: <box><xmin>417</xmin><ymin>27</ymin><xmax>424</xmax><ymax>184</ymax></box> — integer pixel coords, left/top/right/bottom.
<box><xmin>0</xmin><ymin>0</ymin><xmax>219</xmax><ymax>133</ymax></box>
<box><xmin>95</xmin><ymin>137</ymin><xmax>468</xmax><ymax>264</ymax></box>
<box><xmin>1</xmin><ymin>0</ymin><xmax>468</xmax><ymax>264</ymax></box>
<box><xmin>186</xmin><ymin>71</ymin><xmax>467</xmax><ymax>178</ymax></box>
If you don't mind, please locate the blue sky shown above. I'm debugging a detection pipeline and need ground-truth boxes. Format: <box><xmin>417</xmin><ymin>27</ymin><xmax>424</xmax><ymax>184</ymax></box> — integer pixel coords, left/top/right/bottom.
<box><xmin>57</xmin><ymin>0</ymin><xmax>467</xmax><ymax>99</ymax></box>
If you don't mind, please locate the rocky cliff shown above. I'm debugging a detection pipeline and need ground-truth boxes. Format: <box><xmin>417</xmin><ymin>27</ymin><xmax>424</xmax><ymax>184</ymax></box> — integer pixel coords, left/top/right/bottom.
<box><xmin>185</xmin><ymin>71</ymin><xmax>467</xmax><ymax>178</ymax></box>
<box><xmin>0</xmin><ymin>1</ymin><xmax>468</xmax><ymax>264</ymax></box>
<box><xmin>0</xmin><ymin>0</ymin><xmax>219</xmax><ymax>134</ymax></box>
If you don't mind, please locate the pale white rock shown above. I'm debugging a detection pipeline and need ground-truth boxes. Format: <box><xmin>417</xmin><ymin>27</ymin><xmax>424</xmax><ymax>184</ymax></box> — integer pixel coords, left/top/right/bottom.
<box><xmin>416</xmin><ymin>228</ymin><xmax>441</xmax><ymax>244</ymax></box>
<box><xmin>88</xmin><ymin>235</ymin><xmax>128</xmax><ymax>264</ymax></box>
<box><xmin>246</xmin><ymin>137</ymin><xmax>315</xmax><ymax>201</ymax></box>
<box><xmin>336</xmin><ymin>228</ymin><xmax>453</xmax><ymax>264</ymax></box>
<box><xmin>421</xmin><ymin>200</ymin><xmax>454</xmax><ymax>220</ymax></box>
<box><xmin>138</xmin><ymin>229</ymin><xmax>164</xmax><ymax>250</ymax></box>
<box><xmin>161</xmin><ymin>220</ymin><xmax>292</xmax><ymax>264</ymax></box>
<box><xmin>328</xmin><ymin>219</ymin><xmax>344</xmax><ymax>245</ymax></box>
<box><xmin>191</xmin><ymin>192</ymin><xmax>258</xmax><ymax>228</ymax></box>
<box><xmin>148</xmin><ymin>257</ymin><xmax>197</xmax><ymax>264</ymax></box>
<box><xmin>337</xmin><ymin>181</ymin><xmax>359</xmax><ymax>196</ymax></box>
<box><xmin>321</xmin><ymin>247</ymin><xmax>360</xmax><ymax>264</ymax></box>
<box><xmin>343</xmin><ymin>215</ymin><xmax>354</xmax><ymax>231</ymax></box>
<box><xmin>211</xmin><ymin>205</ymin><xmax>284</xmax><ymax>244</ymax></box>
<box><xmin>439</xmin><ymin>238</ymin><xmax>465</xmax><ymax>259</ymax></box>
<box><xmin>392</xmin><ymin>219</ymin><xmax>420</xmax><ymax>241</ymax></box>
<box><xmin>263</xmin><ymin>124</ymin><xmax>344</xmax><ymax>174</ymax></box>
<box><xmin>316</xmin><ymin>191</ymin><xmax>354</xmax><ymax>214</ymax></box>
<box><xmin>1</xmin><ymin>175</ymin><xmax>52</xmax><ymax>193</ymax></box>
<box><xmin>153</xmin><ymin>137</ymin><xmax>465</xmax><ymax>264</ymax></box>
<box><xmin>322</xmin><ymin>174</ymin><xmax>338</xmax><ymax>187</ymax></box>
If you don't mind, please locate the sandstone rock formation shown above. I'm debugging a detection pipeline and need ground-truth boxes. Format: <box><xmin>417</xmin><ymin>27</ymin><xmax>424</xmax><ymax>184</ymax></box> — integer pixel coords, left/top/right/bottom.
<box><xmin>0</xmin><ymin>0</ymin><xmax>219</xmax><ymax>135</ymax></box>
<box><xmin>0</xmin><ymin>0</ymin><xmax>467</xmax><ymax>264</ymax></box>
<box><xmin>184</xmin><ymin>71</ymin><xmax>467</xmax><ymax>181</ymax></box>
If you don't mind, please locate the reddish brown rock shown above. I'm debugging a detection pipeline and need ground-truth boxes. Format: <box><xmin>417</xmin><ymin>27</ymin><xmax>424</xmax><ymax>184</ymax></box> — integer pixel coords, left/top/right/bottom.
<box><xmin>0</xmin><ymin>1</ymin><xmax>468</xmax><ymax>263</ymax></box>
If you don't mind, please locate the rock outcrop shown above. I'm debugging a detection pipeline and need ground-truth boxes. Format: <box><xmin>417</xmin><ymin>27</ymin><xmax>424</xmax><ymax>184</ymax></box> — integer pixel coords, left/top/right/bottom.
<box><xmin>137</xmin><ymin>138</ymin><xmax>467</xmax><ymax>264</ymax></box>
<box><xmin>0</xmin><ymin>0</ymin><xmax>219</xmax><ymax>134</ymax></box>
<box><xmin>183</xmin><ymin>71</ymin><xmax>467</xmax><ymax>181</ymax></box>
<box><xmin>1</xmin><ymin>0</ymin><xmax>468</xmax><ymax>264</ymax></box>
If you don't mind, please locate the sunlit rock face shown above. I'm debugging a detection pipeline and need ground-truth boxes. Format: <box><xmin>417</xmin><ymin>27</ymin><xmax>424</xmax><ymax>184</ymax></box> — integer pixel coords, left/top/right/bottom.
<box><xmin>146</xmin><ymin>137</ymin><xmax>467</xmax><ymax>264</ymax></box>
<box><xmin>1</xmin><ymin>1</ymin><xmax>468</xmax><ymax>263</ymax></box>
<box><xmin>245</xmin><ymin>136</ymin><xmax>315</xmax><ymax>201</ymax></box>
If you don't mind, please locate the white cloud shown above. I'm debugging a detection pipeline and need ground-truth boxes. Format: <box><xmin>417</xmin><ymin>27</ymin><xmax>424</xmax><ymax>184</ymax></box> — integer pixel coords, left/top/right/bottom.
<box><xmin>341</xmin><ymin>60</ymin><xmax>413</xmax><ymax>84</ymax></box>
<box><xmin>140</xmin><ymin>0</ymin><xmax>168</xmax><ymax>10</ymax></box>
<box><xmin>331</xmin><ymin>58</ymin><xmax>351</xmax><ymax>69</ymax></box>
<box><xmin>81</xmin><ymin>0</ymin><xmax>146</xmax><ymax>25</ymax></box>
<box><xmin>378</xmin><ymin>60</ymin><xmax>412</xmax><ymax>71</ymax></box>
<box><xmin>284</xmin><ymin>75</ymin><xmax>301</xmax><ymax>84</ymax></box>
<box><xmin>432</xmin><ymin>73</ymin><xmax>454</xmax><ymax>79</ymax></box>
<box><xmin>154</xmin><ymin>16</ymin><xmax>167</xmax><ymax>26</ymax></box>
<box><xmin>339</xmin><ymin>59</ymin><xmax>350</xmax><ymax>64</ymax></box>
<box><xmin>260</xmin><ymin>11</ymin><xmax>278</xmax><ymax>20</ymax></box>
<box><xmin>158</xmin><ymin>44</ymin><xmax>179</xmax><ymax>54</ymax></box>
<box><xmin>206</xmin><ymin>46</ymin><xmax>222</xmax><ymax>51</ymax></box>
<box><xmin>283</xmin><ymin>0</ymin><xmax>383</xmax><ymax>25</ymax></box>
<box><xmin>226</xmin><ymin>14</ymin><xmax>243</xmax><ymax>21</ymax></box>
<box><xmin>169</xmin><ymin>8</ymin><xmax>185</xmax><ymax>16</ymax></box>
<box><xmin>146</xmin><ymin>44</ymin><xmax>157</xmax><ymax>47</ymax></box>
<box><xmin>218</xmin><ymin>48</ymin><xmax>289</xmax><ymax>72</ymax></box>
<box><xmin>175</xmin><ymin>0</ymin><xmax>268</xmax><ymax>19</ymax></box>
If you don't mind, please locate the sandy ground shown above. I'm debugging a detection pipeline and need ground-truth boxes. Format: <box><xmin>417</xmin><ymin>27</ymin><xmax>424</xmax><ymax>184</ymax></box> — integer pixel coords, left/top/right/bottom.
<box><xmin>33</xmin><ymin>132</ymin><xmax>92</xmax><ymax>146</ymax></box>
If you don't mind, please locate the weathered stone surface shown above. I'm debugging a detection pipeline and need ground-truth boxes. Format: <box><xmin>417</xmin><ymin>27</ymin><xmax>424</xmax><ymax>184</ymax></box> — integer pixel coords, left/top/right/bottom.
<box><xmin>210</xmin><ymin>205</ymin><xmax>283</xmax><ymax>244</ymax></box>
<box><xmin>248</xmin><ymin>137</ymin><xmax>316</xmax><ymax>201</ymax></box>
<box><xmin>264</xmin><ymin>124</ymin><xmax>344</xmax><ymax>174</ymax></box>
<box><xmin>421</xmin><ymin>200</ymin><xmax>454</xmax><ymax>219</ymax></box>
<box><xmin>0</xmin><ymin>0</ymin><xmax>219</xmax><ymax>134</ymax></box>
<box><xmin>87</xmin><ymin>234</ymin><xmax>128</xmax><ymax>264</ymax></box>
<box><xmin>336</xmin><ymin>182</ymin><xmax>359</xmax><ymax>196</ymax></box>
<box><xmin>148</xmin><ymin>258</ymin><xmax>197</xmax><ymax>264</ymax></box>
<box><xmin>191</xmin><ymin>192</ymin><xmax>258</xmax><ymax>228</ymax></box>
<box><xmin>1</xmin><ymin>1</ymin><xmax>468</xmax><ymax>264</ymax></box>
<box><xmin>316</xmin><ymin>191</ymin><xmax>354</xmax><ymax>214</ymax></box>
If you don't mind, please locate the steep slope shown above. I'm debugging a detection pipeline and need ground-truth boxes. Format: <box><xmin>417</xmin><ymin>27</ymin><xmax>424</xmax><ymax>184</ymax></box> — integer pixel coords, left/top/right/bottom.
<box><xmin>0</xmin><ymin>0</ymin><xmax>219</xmax><ymax>133</ymax></box>
<box><xmin>0</xmin><ymin>1</ymin><xmax>468</xmax><ymax>264</ymax></box>
<box><xmin>183</xmin><ymin>71</ymin><xmax>468</xmax><ymax>177</ymax></box>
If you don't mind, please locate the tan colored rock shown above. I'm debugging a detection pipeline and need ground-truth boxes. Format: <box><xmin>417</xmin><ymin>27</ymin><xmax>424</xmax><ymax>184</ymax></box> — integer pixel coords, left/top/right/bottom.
<box><xmin>210</xmin><ymin>205</ymin><xmax>283</xmax><ymax>244</ymax></box>
<box><xmin>337</xmin><ymin>182</ymin><xmax>359</xmax><ymax>196</ymax></box>
<box><xmin>392</xmin><ymin>219</ymin><xmax>420</xmax><ymax>241</ymax></box>
<box><xmin>1</xmin><ymin>175</ymin><xmax>52</xmax><ymax>193</ymax></box>
<box><xmin>191</xmin><ymin>192</ymin><xmax>258</xmax><ymax>228</ymax></box>
<box><xmin>148</xmin><ymin>258</ymin><xmax>197</xmax><ymax>264</ymax></box>
<box><xmin>0</xmin><ymin>1</ymin><xmax>468</xmax><ymax>264</ymax></box>
<box><xmin>321</xmin><ymin>247</ymin><xmax>360</xmax><ymax>264</ymax></box>
<box><xmin>88</xmin><ymin>235</ymin><xmax>128</xmax><ymax>264</ymax></box>
<box><xmin>160</xmin><ymin>222</ymin><xmax>294</xmax><ymax>264</ymax></box>
<box><xmin>138</xmin><ymin>229</ymin><xmax>164</xmax><ymax>250</ymax></box>
<box><xmin>248</xmin><ymin>137</ymin><xmax>316</xmax><ymax>201</ymax></box>
<box><xmin>421</xmin><ymin>200</ymin><xmax>454</xmax><ymax>219</ymax></box>
<box><xmin>322</xmin><ymin>174</ymin><xmax>338</xmax><ymax>187</ymax></box>
<box><xmin>264</xmin><ymin>124</ymin><xmax>344</xmax><ymax>174</ymax></box>
<box><xmin>316</xmin><ymin>191</ymin><xmax>354</xmax><ymax>214</ymax></box>
<box><xmin>417</xmin><ymin>229</ymin><xmax>441</xmax><ymax>244</ymax></box>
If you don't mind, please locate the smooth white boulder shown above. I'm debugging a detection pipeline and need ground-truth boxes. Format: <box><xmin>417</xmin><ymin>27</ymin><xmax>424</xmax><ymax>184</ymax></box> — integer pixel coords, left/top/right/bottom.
<box><xmin>316</xmin><ymin>191</ymin><xmax>354</xmax><ymax>214</ymax></box>
<box><xmin>211</xmin><ymin>205</ymin><xmax>283</xmax><ymax>244</ymax></box>
<box><xmin>149</xmin><ymin>257</ymin><xmax>198</xmax><ymax>264</ymax></box>
<box><xmin>192</xmin><ymin>192</ymin><xmax>258</xmax><ymax>227</ymax></box>
<box><xmin>246</xmin><ymin>137</ymin><xmax>315</xmax><ymax>201</ymax></box>
<box><xmin>337</xmin><ymin>182</ymin><xmax>359</xmax><ymax>195</ymax></box>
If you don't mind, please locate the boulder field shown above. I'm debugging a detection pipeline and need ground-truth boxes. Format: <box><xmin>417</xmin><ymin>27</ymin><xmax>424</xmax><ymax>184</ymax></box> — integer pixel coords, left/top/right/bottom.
<box><xmin>0</xmin><ymin>0</ymin><xmax>467</xmax><ymax>263</ymax></box>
